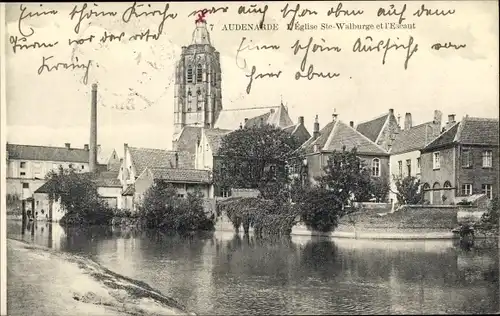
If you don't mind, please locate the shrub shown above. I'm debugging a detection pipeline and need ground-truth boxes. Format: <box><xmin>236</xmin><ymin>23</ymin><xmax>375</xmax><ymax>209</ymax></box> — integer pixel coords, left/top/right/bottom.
<box><xmin>296</xmin><ymin>187</ymin><xmax>346</xmax><ymax>233</ymax></box>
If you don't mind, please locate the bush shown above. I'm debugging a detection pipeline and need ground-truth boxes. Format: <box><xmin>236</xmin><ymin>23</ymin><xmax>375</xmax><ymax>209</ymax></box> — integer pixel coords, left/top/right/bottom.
<box><xmin>138</xmin><ymin>182</ymin><xmax>214</xmax><ymax>233</ymax></box>
<box><xmin>478</xmin><ymin>197</ymin><xmax>499</xmax><ymax>231</ymax></box>
<box><xmin>296</xmin><ymin>187</ymin><xmax>346</xmax><ymax>233</ymax></box>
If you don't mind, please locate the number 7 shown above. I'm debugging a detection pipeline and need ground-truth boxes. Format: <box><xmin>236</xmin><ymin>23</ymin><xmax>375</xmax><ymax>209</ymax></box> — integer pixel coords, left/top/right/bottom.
<box><xmin>209</xmin><ymin>24</ymin><xmax>214</xmax><ymax>31</ymax></box>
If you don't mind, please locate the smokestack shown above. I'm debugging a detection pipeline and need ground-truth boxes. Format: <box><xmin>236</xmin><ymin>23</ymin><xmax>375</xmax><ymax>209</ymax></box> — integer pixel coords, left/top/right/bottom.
<box><xmin>84</xmin><ymin>144</ymin><xmax>89</xmax><ymax>151</ymax></box>
<box><xmin>349</xmin><ymin>121</ymin><xmax>354</xmax><ymax>128</ymax></box>
<box><xmin>404</xmin><ymin>112</ymin><xmax>412</xmax><ymax>130</ymax></box>
<box><xmin>298</xmin><ymin>116</ymin><xmax>304</xmax><ymax>125</ymax></box>
<box><xmin>89</xmin><ymin>83</ymin><xmax>98</xmax><ymax>173</ymax></box>
<box><xmin>313</xmin><ymin>115</ymin><xmax>320</xmax><ymax>140</ymax></box>
<box><xmin>65</xmin><ymin>143</ymin><xmax>71</xmax><ymax>149</ymax></box>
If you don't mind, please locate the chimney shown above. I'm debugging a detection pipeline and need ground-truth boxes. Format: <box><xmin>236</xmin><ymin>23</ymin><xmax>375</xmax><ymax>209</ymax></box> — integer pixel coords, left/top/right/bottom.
<box><xmin>244</xmin><ymin>118</ymin><xmax>248</xmax><ymax>124</ymax></box>
<box><xmin>404</xmin><ymin>112</ymin><xmax>412</xmax><ymax>130</ymax></box>
<box><xmin>445</xmin><ymin>114</ymin><xmax>456</xmax><ymax>130</ymax></box>
<box><xmin>397</xmin><ymin>114</ymin><xmax>401</xmax><ymax>127</ymax></box>
<box><xmin>332</xmin><ymin>113</ymin><xmax>338</xmax><ymax>121</ymax></box>
<box><xmin>260</xmin><ymin>117</ymin><xmax>264</xmax><ymax>127</ymax></box>
<box><xmin>433</xmin><ymin>110</ymin><xmax>442</xmax><ymax>137</ymax></box>
<box><xmin>175</xmin><ymin>152</ymin><xmax>179</xmax><ymax>168</ymax></box>
<box><xmin>313</xmin><ymin>115</ymin><xmax>320</xmax><ymax>140</ymax></box>
<box><xmin>89</xmin><ymin>83</ymin><xmax>98</xmax><ymax>173</ymax></box>
<box><xmin>349</xmin><ymin>121</ymin><xmax>354</xmax><ymax>128</ymax></box>
<box><xmin>389</xmin><ymin>108</ymin><xmax>394</xmax><ymax>115</ymax></box>
<box><xmin>65</xmin><ymin>143</ymin><xmax>71</xmax><ymax>149</ymax></box>
<box><xmin>84</xmin><ymin>144</ymin><xmax>89</xmax><ymax>151</ymax></box>
<box><xmin>298</xmin><ymin>116</ymin><xmax>304</xmax><ymax>125</ymax></box>
<box><xmin>239</xmin><ymin>123</ymin><xmax>243</xmax><ymax>129</ymax></box>
<box><xmin>270</xmin><ymin>108</ymin><xmax>275</xmax><ymax>113</ymax></box>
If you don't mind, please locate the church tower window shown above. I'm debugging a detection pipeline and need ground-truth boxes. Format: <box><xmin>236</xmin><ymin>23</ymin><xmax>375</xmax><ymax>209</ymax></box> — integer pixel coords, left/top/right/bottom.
<box><xmin>187</xmin><ymin>89</ymin><xmax>192</xmax><ymax>111</ymax></box>
<box><xmin>197</xmin><ymin>88</ymin><xmax>203</xmax><ymax>111</ymax></box>
<box><xmin>196</xmin><ymin>64</ymin><xmax>203</xmax><ymax>83</ymax></box>
<box><xmin>187</xmin><ymin>65</ymin><xmax>193</xmax><ymax>83</ymax></box>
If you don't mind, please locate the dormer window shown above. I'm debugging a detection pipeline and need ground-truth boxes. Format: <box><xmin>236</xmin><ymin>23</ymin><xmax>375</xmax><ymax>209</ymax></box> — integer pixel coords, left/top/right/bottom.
<box><xmin>187</xmin><ymin>65</ymin><xmax>193</xmax><ymax>83</ymax></box>
<box><xmin>196</xmin><ymin>64</ymin><xmax>203</xmax><ymax>83</ymax></box>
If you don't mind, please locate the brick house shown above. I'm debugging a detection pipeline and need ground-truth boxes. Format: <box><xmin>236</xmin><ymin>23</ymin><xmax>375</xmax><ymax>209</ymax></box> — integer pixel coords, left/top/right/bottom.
<box><xmin>355</xmin><ymin>108</ymin><xmax>401</xmax><ymax>152</ymax></box>
<box><xmin>420</xmin><ymin>116</ymin><xmax>499</xmax><ymax>204</ymax></box>
<box><xmin>293</xmin><ymin>113</ymin><xmax>390</xmax><ymax>187</ymax></box>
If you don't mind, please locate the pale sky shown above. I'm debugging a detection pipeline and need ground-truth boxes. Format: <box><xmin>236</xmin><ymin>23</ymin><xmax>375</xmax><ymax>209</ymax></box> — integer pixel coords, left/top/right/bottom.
<box><xmin>4</xmin><ymin>1</ymin><xmax>499</xmax><ymax>155</ymax></box>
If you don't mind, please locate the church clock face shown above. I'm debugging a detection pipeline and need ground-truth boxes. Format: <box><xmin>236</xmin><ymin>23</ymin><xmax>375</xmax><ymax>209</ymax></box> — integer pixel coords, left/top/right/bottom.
<box><xmin>173</xmin><ymin>21</ymin><xmax>223</xmax><ymax>137</ymax></box>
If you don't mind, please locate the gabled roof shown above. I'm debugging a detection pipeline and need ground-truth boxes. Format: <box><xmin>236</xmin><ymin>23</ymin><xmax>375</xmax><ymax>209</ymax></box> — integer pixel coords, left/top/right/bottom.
<box><xmin>423</xmin><ymin>116</ymin><xmax>499</xmax><ymax>151</ymax></box>
<box><xmin>299</xmin><ymin>120</ymin><xmax>388</xmax><ymax>155</ymax></box>
<box><xmin>34</xmin><ymin>178</ymin><xmax>65</xmax><ymax>194</ymax></box>
<box><xmin>97</xmin><ymin>148</ymin><xmax>118</xmax><ymax>165</ymax></box>
<box><xmin>7</xmin><ymin>144</ymin><xmax>89</xmax><ymax>163</ymax></box>
<box><xmin>356</xmin><ymin>114</ymin><xmax>389</xmax><ymax>142</ymax></box>
<box><xmin>148</xmin><ymin>167</ymin><xmax>211</xmax><ymax>183</ymax></box>
<box><xmin>174</xmin><ymin>126</ymin><xmax>202</xmax><ymax>155</ymax></box>
<box><xmin>215</xmin><ymin>107</ymin><xmax>279</xmax><ymax>130</ymax></box>
<box><xmin>390</xmin><ymin>122</ymin><xmax>435</xmax><ymax>154</ymax></box>
<box><xmin>204</xmin><ymin>128</ymin><xmax>232</xmax><ymax>155</ymax></box>
<box><xmin>128</xmin><ymin>147</ymin><xmax>195</xmax><ymax>176</ymax></box>
<box><xmin>455</xmin><ymin>117</ymin><xmax>499</xmax><ymax>145</ymax></box>
<box><xmin>94</xmin><ymin>170</ymin><xmax>121</xmax><ymax>188</ymax></box>
<box><xmin>244</xmin><ymin>103</ymin><xmax>294</xmax><ymax>129</ymax></box>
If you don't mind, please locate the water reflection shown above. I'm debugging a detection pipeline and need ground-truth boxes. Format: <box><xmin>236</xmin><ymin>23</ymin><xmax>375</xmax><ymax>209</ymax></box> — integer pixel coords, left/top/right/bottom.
<box><xmin>7</xmin><ymin>221</ymin><xmax>499</xmax><ymax>315</ymax></box>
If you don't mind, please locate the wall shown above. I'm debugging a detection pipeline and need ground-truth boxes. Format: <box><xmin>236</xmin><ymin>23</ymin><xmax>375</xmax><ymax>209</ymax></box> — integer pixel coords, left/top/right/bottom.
<box><xmin>292</xmin><ymin>124</ymin><xmax>311</xmax><ymax>145</ymax></box>
<box><xmin>376</xmin><ymin>113</ymin><xmax>400</xmax><ymax>151</ymax></box>
<box><xmin>118</xmin><ymin>147</ymin><xmax>137</xmax><ymax>187</ymax></box>
<box><xmin>389</xmin><ymin>150</ymin><xmax>421</xmax><ymax>201</ymax></box>
<box><xmin>6</xmin><ymin>178</ymin><xmax>47</xmax><ymax>200</ymax></box>
<box><xmin>98</xmin><ymin>187</ymin><xmax>123</xmax><ymax>209</ymax></box>
<box><xmin>456</xmin><ymin>144</ymin><xmax>498</xmax><ymax>199</ymax></box>
<box><xmin>33</xmin><ymin>193</ymin><xmax>65</xmax><ymax>222</ymax></box>
<box><xmin>306</xmin><ymin>152</ymin><xmax>390</xmax><ymax>185</ymax></box>
<box><xmin>195</xmin><ymin>132</ymin><xmax>214</xmax><ymax>170</ymax></box>
<box><xmin>8</xmin><ymin>159</ymin><xmax>89</xmax><ymax>179</ymax></box>
<box><xmin>420</xmin><ymin>146</ymin><xmax>456</xmax><ymax>204</ymax></box>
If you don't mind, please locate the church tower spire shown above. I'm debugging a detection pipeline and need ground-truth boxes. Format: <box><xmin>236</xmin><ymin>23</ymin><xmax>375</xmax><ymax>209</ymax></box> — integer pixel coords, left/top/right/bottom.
<box><xmin>173</xmin><ymin>19</ymin><xmax>222</xmax><ymax>141</ymax></box>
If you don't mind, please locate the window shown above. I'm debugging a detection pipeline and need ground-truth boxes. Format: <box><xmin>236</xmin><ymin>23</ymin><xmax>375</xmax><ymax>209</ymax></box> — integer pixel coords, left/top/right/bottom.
<box><xmin>417</xmin><ymin>157</ymin><xmax>421</xmax><ymax>169</ymax></box>
<box><xmin>461</xmin><ymin>149</ymin><xmax>472</xmax><ymax>168</ymax></box>
<box><xmin>461</xmin><ymin>183</ymin><xmax>472</xmax><ymax>196</ymax></box>
<box><xmin>69</xmin><ymin>164</ymin><xmax>73</xmax><ymax>169</ymax></box>
<box><xmin>482</xmin><ymin>184</ymin><xmax>492</xmax><ymax>199</ymax></box>
<box><xmin>482</xmin><ymin>150</ymin><xmax>492</xmax><ymax>168</ymax></box>
<box><xmin>187</xmin><ymin>65</ymin><xmax>193</xmax><ymax>83</ymax></box>
<box><xmin>177</xmin><ymin>194</ymin><xmax>185</xmax><ymax>198</ymax></box>
<box><xmin>81</xmin><ymin>165</ymin><xmax>85</xmax><ymax>170</ymax></box>
<box><xmin>398</xmin><ymin>161</ymin><xmax>402</xmax><ymax>177</ymax></box>
<box><xmin>444</xmin><ymin>181</ymin><xmax>452</xmax><ymax>188</ymax></box>
<box><xmin>433</xmin><ymin>152</ymin><xmax>440</xmax><ymax>169</ymax></box>
<box><xmin>20</xmin><ymin>161</ymin><xmax>26</xmax><ymax>168</ymax></box>
<box><xmin>406</xmin><ymin>159</ymin><xmax>411</xmax><ymax>176</ymax></box>
<box><xmin>20</xmin><ymin>172</ymin><xmax>26</xmax><ymax>176</ymax></box>
<box><xmin>196</xmin><ymin>64</ymin><xmax>203</xmax><ymax>83</ymax></box>
<box><xmin>22</xmin><ymin>183</ymin><xmax>29</xmax><ymax>189</ymax></box>
<box><xmin>371</xmin><ymin>158</ymin><xmax>380</xmax><ymax>177</ymax></box>
<box><xmin>220</xmin><ymin>187</ymin><xmax>231</xmax><ymax>198</ymax></box>
<box><xmin>197</xmin><ymin>88</ymin><xmax>203</xmax><ymax>111</ymax></box>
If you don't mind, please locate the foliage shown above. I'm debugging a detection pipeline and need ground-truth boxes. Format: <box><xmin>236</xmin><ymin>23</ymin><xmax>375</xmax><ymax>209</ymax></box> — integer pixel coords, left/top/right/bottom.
<box><xmin>295</xmin><ymin>186</ymin><xmax>347</xmax><ymax>232</ymax></box>
<box><xmin>393</xmin><ymin>175</ymin><xmax>424</xmax><ymax>205</ymax></box>
<box><xmin>370</xmin><ymin>176</ymin><xmax>390</xmax><ymax>203</ymax></box>
<box><xmin>478</xmin><ymin>197</ymin><xmax>499</xmax><ymax>231</ymax></box>
<box><xmin>216</xmin><ymin>197</ymin><xmax>300</xmax><ymax>237</ymax></box>
<box><xmin>45</xmin><ymin>167</ymin><xmax>114</xmax><ymax>226</ymax></box>
<box><xmin>138</xmin><ymin>182</ymin><xmax>214</xmax><ymax>233</ymax></box>
<box><xmin>215</xmin><ymin>125</ymin><xmax>302</xmax><ymax>199</ymax></box>
<box><xmin>316</xmin><ymin>147</ymin><xmax>374</xmax><ymax>204</ymax></box>
<box><xmin>457</xmin><ymin>199</ymin><xmax>473</xmax><ymax>206</ymax></box>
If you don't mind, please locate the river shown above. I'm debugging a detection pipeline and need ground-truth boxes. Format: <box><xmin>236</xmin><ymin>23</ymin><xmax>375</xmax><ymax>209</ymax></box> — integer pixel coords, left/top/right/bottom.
<box><xmin>7</xmin><ymin>220</ymin><xmax>499</xmax><ymax>315</ymax></box>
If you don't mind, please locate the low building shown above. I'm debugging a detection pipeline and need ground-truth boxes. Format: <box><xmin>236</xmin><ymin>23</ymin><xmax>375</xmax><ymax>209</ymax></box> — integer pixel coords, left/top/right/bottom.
<box><xmin>134</xmin><ymin>167</ymin><xmax>213</xmax><ymax>206</ymax></box>
<box><xmin>420</xmin><ymin>116</ymin><xmax>499</xmax><ymax>204</ymax></box>
<box><xmin>388</xmin><ymin>110</ymin><xmax>442</xmax><ymax>202</ymax></box>
<box><xmin>295</xmin><ymin>113</ymin><xmax>390</xmax><ymax>186</ymax></box>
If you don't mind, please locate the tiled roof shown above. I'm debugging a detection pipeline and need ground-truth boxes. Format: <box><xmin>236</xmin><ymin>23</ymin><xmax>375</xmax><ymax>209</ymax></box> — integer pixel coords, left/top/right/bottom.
<box><xmin>390</xmin><ymin>122</ymin><xmax>435</xmax><ymax>154</ymax></box>
<box><xmin>356</xmin><ymin>114</ymin><xmax>389</xmax><ymax>142</ymax></box>
<box><xmin>204</xmin><ymin>128</ymin><xmax>232</xmax><ymax>155</ymax></box>
<box><xmin>245</xmin><ymin>112</ymin><xmax>271</xmax><ymax>128</ymax></box>
<box><xmin>7</xmin><ymin>144</ymin><xmax>89</xmax><ymax>163</ymax></box>
<box><xmin>128</xmin><ymin>147</ymin><xmax>195</xmax><ymax>176</ymax></box>
<box><xmin>456</xmin><ymin>117</ymin><xmax>499</xmax><ymax>145</ymax></box>
<box><xmin>34</xmin><ymin>179</ymin><xmax>64</xmax><ymax>194</ymax></box>
<box><xmin>423</xmin><ymin>122</ymin><xmax>460</xmax><ymax>151</ymax></box>
<box><xmin>283</xmin><ymin>125</ymin><xmax>296</xmax><ymax>133</ymax></box>
<box><xmin>244</xmin><ymin>104</ymin><xmax>294</xmax><ymax>129</ymax></box>
<box><xmin>149</xmin><ymin>167</ymin><xmax>211</xmax><ymax>183</ymax></box>
<box><xmin>174</xmin><ymin>126</ymin><xmax>202</xmax><ymax>155</ymax></box>
<box><xmin>215</xmin><ymin>107</ymin><xmax>279</xmax><ymax>130</ymax></box>
<box><xmin>122</xmin><ymin>184</ymin><xmax>135</xmax><ymax>196</ymax></box>
<box><xmin>94</xmin><ymin>170</ymin><xmax>121</xmax><ymax>188</ymax></box>
<box><xmin>300</xmin><ymin>120</ymin><xmax>388</xmax><ymax>155</ymax></box>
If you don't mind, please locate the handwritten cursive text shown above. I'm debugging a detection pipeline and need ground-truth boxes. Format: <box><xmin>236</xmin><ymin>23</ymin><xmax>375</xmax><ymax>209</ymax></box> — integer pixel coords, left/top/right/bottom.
<box><xmin>18</xmin><ymin>4</ymin><xmax>58</xmax><ymax>37</ymax></box>
<box><xmin>246</xmin><ymin>65</ymin><xmax>282</xmax><ymax>94</ymax></box>
<box><xmin>352</xmin><ymin>36</ymin><xmax>418</xmax><ymax>70</ymax></box>
<box><xmin>37</xmin><ymin>56</ymin><xmax>93</xmax><ymax>85</ymax></box>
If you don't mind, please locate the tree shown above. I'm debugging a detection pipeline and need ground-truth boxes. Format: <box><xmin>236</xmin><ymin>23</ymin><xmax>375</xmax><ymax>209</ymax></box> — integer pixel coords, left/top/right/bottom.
<box><xmin>45</xmin><ymin>166</ymin><xmax>112</xmax><ymax>226</ymax></box>
<box><xmin>371</xmin><ymin>177</ymin><xmax>391</xmax><ymax>202</ymax></box>
<box><xmin>295</xmin><ymin>147</ymin><xmax>374</xmax><ymax>233</ymax></box>
<box><xmin>215</xmin><ymin>125</ymin><xmax>301</xmax><ymax>199</ymax></box>
<box><xmin>138</xmin><ymin>182</ymin><xmax>214</xmax><ymax>232</ymax></box>
<box><xmin>479</xmin><ymin>197</ymin><xmax>499</xmax><ymax>231</ymax></box>
<box><xmin>393</xmin><ymin>175</ymin><xmax>424</xmax><ymax>205</ymax></box>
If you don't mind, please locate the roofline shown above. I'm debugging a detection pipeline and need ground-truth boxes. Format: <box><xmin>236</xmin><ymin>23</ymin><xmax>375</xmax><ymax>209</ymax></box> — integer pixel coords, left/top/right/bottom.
<box><xmin>320</xmin><ymin>150</ymin><xmax>389</xmax><ymax>156</ymax></box>
<box><xmin>345</xmin><ymin>120</ymin><xmax>389</xmax><ymax>154</ymax></box>
<box><xmin>422</xmin><ymin>121</ymin><xmax>461</xmax><ymax>151</ymax></box>
<box><xmin>374</xmin><ymin>114</ymin><xmax>391</xmax><ymax>144</ymax></box>
<box><xmin>420</xmin><ymin>143</ymin><xmax>456</xmax><ymax>153</ymax></box>
<box><xmin>354</xmin><ymin>113</ymin><xmax>389</xmax><ymax>128</ymax></box>
<box><xmin>154</xmin><ymin>179</ymin><xmax>211</xmax><ymax>184</ymax></box>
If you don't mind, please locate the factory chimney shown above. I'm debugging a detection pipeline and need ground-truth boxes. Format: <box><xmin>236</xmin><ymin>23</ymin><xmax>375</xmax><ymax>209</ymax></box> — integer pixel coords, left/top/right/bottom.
<box><xmin>89</xmin><ymin>83</ymin><xmax>98</xmax><ymax>173</ymax></box>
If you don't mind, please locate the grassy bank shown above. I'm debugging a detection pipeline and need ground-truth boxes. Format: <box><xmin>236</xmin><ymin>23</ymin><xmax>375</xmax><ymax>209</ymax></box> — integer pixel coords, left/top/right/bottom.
<box><xmin>7</xmin><ymin>239</ymin><xmax>194</xmax><ymax>316</ymax></box>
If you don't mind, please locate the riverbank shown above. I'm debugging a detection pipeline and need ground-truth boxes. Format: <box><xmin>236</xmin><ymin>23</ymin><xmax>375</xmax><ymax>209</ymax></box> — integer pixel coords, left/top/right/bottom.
<box><xmin>7</xmin><ymin>238</ymin><xmax>194</xmax><ymax>316</ymax></box>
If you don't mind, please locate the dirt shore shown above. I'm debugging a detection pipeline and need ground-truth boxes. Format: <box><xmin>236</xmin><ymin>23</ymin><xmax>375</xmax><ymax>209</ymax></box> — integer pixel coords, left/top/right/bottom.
<box><xmin>7</xmin><ymin>238</ymin><xmax>195</xmax><ymax>316</ymax></box>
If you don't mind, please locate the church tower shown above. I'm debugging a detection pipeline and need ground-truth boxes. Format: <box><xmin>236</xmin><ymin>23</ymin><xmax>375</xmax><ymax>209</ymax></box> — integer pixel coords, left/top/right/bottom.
<box><xmin>173</xmin><ymin>20</ymin><xmax>223</xmax><ymax>139</ymax></box>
